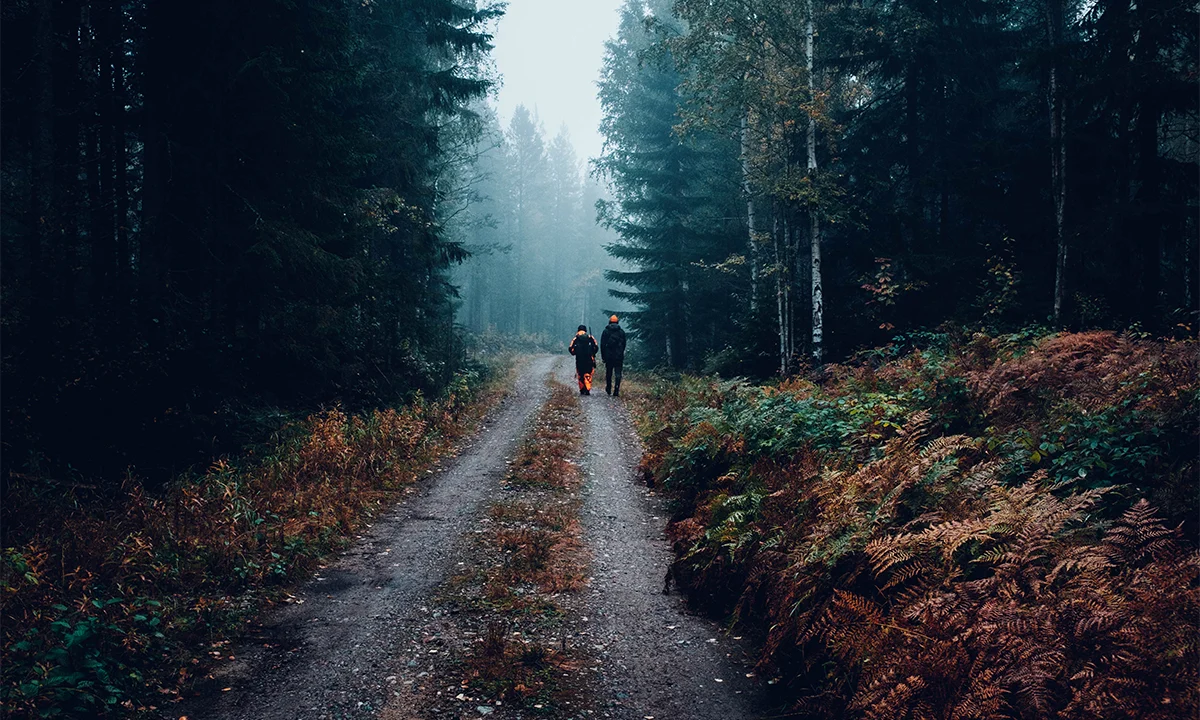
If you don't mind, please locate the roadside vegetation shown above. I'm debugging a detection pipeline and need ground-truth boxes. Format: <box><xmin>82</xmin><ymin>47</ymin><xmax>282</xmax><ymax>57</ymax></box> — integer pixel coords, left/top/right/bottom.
<box><xmin>1</xmin><ymin>366</ymin><xmax>508</xmax><ymax>718</ymax></box>
<box><xmin>397</xmin><ymin>378</ymin><xmax>593</xmax><ymax>717</ymax></box>
<box><xmin>631</xmin><ymin>330</ymin><xmax>1198</xmax><ymax>719</ymax></box>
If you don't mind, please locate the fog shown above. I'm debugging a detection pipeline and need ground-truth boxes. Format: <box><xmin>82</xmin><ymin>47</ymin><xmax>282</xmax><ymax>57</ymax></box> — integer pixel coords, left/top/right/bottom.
<box><xmin>451</xmin><ymin>0</ymin><xmax>633</xmax><ymax>345</ymax></box>
<box><xmin>491</xmin><ymin>0</ymin><xmax>624</xmax><ymax>163</ymax></box>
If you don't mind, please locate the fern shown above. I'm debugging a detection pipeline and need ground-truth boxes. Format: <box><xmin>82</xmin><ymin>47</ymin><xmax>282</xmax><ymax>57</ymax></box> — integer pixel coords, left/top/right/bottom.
<box><xmin>633</xmin><ymin>331</ymin><xmax>1198</xmax><ymax>720</ymax></box>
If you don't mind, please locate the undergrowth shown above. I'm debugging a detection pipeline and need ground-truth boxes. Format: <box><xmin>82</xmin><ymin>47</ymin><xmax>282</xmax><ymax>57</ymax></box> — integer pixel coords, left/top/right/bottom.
<box><xmin>630</xmin><ymin>330</ymin><xmax>1199</xmax><ymax>719</ymax></box>
<box><xmin>1</xmin><ymin>366</ymin><xmax>507</xmax><ymax>718</ymax></box>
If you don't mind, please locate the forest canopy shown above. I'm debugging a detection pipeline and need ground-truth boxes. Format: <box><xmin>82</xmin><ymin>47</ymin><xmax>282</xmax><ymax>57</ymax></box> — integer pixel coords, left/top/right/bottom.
<box><xmin>1</xmin><ymin>0</ymin><xmax>1196</xmax><ymax>716</ymax></box>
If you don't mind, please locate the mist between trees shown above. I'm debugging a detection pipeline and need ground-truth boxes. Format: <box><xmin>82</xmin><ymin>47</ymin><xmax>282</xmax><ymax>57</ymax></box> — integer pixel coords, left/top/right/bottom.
<box><xmin>448</xmin><ymin>105</ymin><xmax>630</xmax><ymax>345</ymax></box>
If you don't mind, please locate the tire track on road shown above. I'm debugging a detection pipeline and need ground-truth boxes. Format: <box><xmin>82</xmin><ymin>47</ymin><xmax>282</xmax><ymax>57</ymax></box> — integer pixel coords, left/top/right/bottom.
<box><xmin>571</xmin><ymin>364</ymin><xmax>763</xmax><ymax>720</ymax></box>
<box><xmin>171</xmin><ymin>356</ymin><xmax>556</xmax><ymax>720</ymax></box>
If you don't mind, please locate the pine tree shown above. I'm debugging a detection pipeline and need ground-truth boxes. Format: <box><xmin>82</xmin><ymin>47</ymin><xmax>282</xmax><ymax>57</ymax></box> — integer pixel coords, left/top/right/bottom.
<box><xmin>1</xmin><ymin>0</ymin><xmax>501</xmax><ymax>481</ymax></box>
<box><xmin>597</xmin><ymin>0</ymin><xmax>744</xmax><ymax>369</ymax></box>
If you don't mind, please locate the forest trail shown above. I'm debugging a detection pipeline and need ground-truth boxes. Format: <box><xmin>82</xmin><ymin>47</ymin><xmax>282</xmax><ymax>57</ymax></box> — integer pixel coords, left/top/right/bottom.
<box><xmin>171</xmin><ymin>356</ymin><xmax>759</xmax><ymax>720</ymax></box>
<box><xmin>565</xmin><ymin>361</ymin><xmax>762</xmax><ymax>719</ymax></box>
<box><xmin>170</xmin><ymin>357</ymin><xmax>556</xmax><ymax>720</ymax></box>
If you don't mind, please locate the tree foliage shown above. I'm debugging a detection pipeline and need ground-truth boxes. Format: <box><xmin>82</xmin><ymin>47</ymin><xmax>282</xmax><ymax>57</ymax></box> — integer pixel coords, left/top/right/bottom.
<box><xmin>596</xmin><ymin>0</ymin><xmax>748</xmax><ymax>369</ymax></box>
<box><xmin>597</xmin><ymin>0</ymin><xmax>1197</xmax><ymax>373</ymax></box>
<box><xmin>1</xmin><ymin>0</ymin><xmax>500</xmax><ymax>482</ymax></box>
<box><xmin>450</xmin><ymin>105</ymin><xmax>620</xmax><ymax>343</ymax></box>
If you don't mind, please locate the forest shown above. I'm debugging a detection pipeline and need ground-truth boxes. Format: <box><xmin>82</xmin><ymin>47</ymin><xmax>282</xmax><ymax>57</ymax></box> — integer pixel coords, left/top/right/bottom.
<box><xmin>1</xmin><ymin>0</ymin><xmax>506</xmax><ymax>484</ymax></box>
<box><xmin>1</xmin><ymin>0</ymin><xmax>1196</xmax><ymax>716</ymax></box>
<box><xmin>596</xmin><ymin>0</ymin><xmax>1196</xmax><ymax>372</ymax></box>
<box><xmin>449</xmin><ymin>105</ymin><xmax>619</xmax><ymax>343</ymax></box>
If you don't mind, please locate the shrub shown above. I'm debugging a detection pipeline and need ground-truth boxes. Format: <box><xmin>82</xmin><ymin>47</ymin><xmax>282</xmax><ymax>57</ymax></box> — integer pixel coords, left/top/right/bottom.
<box><xmin>633</xmin><ymin>331</ymin><xmax>1199</xmax><ymax>719</ymax></box>
<box><xmin>1</xmin><ymin>369</ymin><xmax>498</xmax><ymax>716</ymax></box>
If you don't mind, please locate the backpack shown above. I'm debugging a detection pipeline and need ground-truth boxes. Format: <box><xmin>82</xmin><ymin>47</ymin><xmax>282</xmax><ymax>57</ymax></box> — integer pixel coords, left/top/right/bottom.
<box><xmin>572</xmin><ymin>333</ymin><xmax>597</xmax><ymax>368</ymax></box>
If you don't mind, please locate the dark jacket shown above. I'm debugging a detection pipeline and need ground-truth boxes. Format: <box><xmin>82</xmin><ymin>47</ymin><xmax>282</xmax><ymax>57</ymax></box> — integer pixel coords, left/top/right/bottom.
<box><xmin>600</xmin><ymin>322</ymin><xmax>626</xmax><ymax>365</ymax></box>
<box><xmin>569</xmin><ymin>332</ymin><xmax>598</xmax><ymax>371</ymax></box>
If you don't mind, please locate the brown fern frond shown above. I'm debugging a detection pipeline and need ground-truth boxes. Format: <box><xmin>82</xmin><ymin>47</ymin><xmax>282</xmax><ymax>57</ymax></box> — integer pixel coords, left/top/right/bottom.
<box><xmin>859</xmin><ymin>675</ymin><xmax>927</xmax><ymax>720</ymax></box>
<box><xmin>1104</xmin><ymin>499</ymin><xmax>1181</xmax><ymax>563</ymax></box>
<box><xmin>882</xmin><ymin>560</ymin><xmax>931</xmax><ymax>591</ymax></box>
<box><xmin>919</xmin><ymin>434</ymin><xmax>972</xmax><ymax>462</ymax></box>
<box><xmin>866</xmin><ymin>537</ymin><xmax>913</xmax><ymax>576</ymax></box>
<box><xmin>950</xmin><ymin>666</ymin><xmax>1008</xmax><ymax>720</ymax></box>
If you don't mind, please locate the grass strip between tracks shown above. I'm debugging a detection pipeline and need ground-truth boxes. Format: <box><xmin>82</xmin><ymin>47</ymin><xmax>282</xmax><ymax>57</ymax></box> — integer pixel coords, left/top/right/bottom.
<box><xmin>383</xmin><ymin>377</ymin><xmax>595</xmax><ymax>718</ymax></box>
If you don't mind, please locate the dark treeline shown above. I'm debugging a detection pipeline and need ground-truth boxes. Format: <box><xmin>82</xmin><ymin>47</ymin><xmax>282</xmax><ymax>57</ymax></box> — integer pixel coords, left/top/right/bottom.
<box><xmin>450</xmin><ymin>105</ymin><xmax>622</xmax><ymax>342</ymax></box>
<box><xmin>597</xmin><ymin>0</ymin><xmax>1198</xmax><ymax>374</ymax></box>
<box><xmin>1</xmin><ymin>0</ymin><xmax>499</xmax><ymax>482</ymax></box>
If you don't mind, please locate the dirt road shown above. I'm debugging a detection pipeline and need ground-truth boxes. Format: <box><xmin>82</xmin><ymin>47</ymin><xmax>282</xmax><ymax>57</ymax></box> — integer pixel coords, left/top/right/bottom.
<box><xmin>173</xmin><ymin>356</ymin><xmax>760</xmax><ymax>719</ymax></box>
<box><xmin>566</xmin><ymin>362</ymin><xmax>761</xmax><ymax>720</ymax></box>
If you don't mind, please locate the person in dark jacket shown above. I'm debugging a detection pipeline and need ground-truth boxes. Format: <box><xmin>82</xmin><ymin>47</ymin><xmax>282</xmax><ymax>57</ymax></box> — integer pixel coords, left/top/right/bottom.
<box><xmin>600</xmin><ymin>315</ymin><xmax>626</xmax><ymax>397</ymax></box>
<box><xmin>569</xmin><ymin>324</ymin><xmax>599</xmax><ymax>395</ymax></box>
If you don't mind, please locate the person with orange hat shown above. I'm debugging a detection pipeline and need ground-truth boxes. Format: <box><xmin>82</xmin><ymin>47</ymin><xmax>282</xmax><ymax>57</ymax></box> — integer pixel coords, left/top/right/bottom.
<box><xmin>600</xmin><ymin>315</ymin><xmax>626</xmax><ymax>397</ymax></box>
<box><xmin>569</xmin><ymin>324</ymin><xmax>599</xmax><ymax>395</ymax></box>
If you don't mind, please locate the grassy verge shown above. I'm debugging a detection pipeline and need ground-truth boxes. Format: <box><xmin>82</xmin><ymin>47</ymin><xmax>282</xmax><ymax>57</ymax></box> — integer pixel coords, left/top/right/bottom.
<box><xmin>383</xmin><ymin>378</ymin><xmax>593</xmax><ymax>718</ymax></box>
<box><xmin>628</xmin><ymin>330</ymin><xmax>1198</xmax><ymax>719</ymax></box>
<box><xmin>1</xmin><ymin>364</ymin><xmax>512</xmax><ymax>717</ymax></box>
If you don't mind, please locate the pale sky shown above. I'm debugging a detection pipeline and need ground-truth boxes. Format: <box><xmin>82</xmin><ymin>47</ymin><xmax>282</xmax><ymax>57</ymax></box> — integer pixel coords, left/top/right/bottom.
<box><xmin>489</xmin><ymin>0</ymin><xmax>625</xmax><ymax>164</ymax></box>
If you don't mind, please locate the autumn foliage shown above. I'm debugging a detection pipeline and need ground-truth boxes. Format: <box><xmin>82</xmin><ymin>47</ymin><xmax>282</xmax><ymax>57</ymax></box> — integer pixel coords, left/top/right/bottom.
<box><xmin>634</xmin><ymin>330</ymin><xmax>1198</xmax><ymax>719</ymax></box>
<box><xmin>1</xmin><ymin>371</ymin><xmax>498</xmax><ymax>716</ymax></box>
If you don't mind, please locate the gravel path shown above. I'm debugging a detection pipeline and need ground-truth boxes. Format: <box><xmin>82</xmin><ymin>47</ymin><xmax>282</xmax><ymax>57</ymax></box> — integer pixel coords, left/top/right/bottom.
<box><xmin>170</xmin><ymin>356</ymin><xmax>763</xmax><ymax>719</ymax></box>
<box><xmin>170</xmin><ymin>356</ymin><xmax>555</xmax><ymax>720</ymax></box>
<box><xmin>568</xmin><ymin>363</ymin><xmax>763</xmax><ymax>720</ymax></box>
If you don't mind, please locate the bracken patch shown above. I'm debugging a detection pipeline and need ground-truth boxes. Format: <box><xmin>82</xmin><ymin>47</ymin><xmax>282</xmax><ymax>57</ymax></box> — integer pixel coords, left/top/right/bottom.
<box><xmin>630</xmin><ymin>331</ymin><xmax>1199</xmax><ymax>720</ymax></box>
<box><xmin>1</xmin><ymin>367</ymin><xmax>507</xmax><ymax>717</ymax></box>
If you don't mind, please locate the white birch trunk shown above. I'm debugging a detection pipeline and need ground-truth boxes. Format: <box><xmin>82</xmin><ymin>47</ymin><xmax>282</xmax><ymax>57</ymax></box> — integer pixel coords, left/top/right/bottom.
<box><xmin>742</xmin><ymin>113</ymin><xmax>760</xmax><ymax>314</ymax></box>
<box><xmin>807</xmin><ymin>0</ymin><xmax>823</xmax><ymax>364</ymax></box>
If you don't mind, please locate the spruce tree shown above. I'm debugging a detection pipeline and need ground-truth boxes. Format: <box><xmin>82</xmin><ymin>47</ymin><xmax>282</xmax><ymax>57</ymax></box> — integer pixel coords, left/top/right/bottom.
<box><xmin>597</xmin><ymin>0</ymin><xmax>744</xmax><ymax>369</ymax></box>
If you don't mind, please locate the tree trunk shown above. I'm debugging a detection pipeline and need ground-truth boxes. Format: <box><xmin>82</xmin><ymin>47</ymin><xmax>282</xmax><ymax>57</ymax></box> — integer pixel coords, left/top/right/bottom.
<box><xmin>54</xmin><ymin>0</ymin><xmax>84</xmax><ymax>315</ymax></box>
<box><xmin>774</xmin><ymin>211</ymin><xmax>787</xmax><ymax>376</ymax></box>
<box><xmin>30</xmin><ymin>0</ymin><xmax>56</xmax><ymax>322</ymax></box>
<box><xmin>742</xmin><ymin>112</ymin><xmax>760</xmax><ymax>314</ymax></box>
<box><xmin>139</xmin><ymin>24</ymin><xmax>166</xmax><ymax>333</ymax></box>
<box><xmin>514</xmin><ymin>195</ymin><xmax>525</xmax><ymax>335</ymax></box>
<box><xmin>807</xmin><ymin>0</ymin><xmax>823</xmax><ymax>364</ymax></box>
<box><xmin>786</xmin><ymin>213</ymin><xmax>797</xmax><ymax>363</ymax></box>
<box><xmin>1135</xmin><ymin>93</ymin><xmax>1163</xmax><ymax>317</ymax></box>
<box><xmin>1047</xmin><ymin>0</ymin><xmax>1068</xmax><ymax>324</ymax></box>
<box><xmin>87</xmin><ymin>2</ymin><xmax>116</xmax><ymax>308</ymax></box>
<box><xmin>112</xmin><ymin>0</ymin><xmax>130</xmax><ymax>318</ymax></box>
<box><xmin>681</xmin><ymin>276</ymin><xmax>692</xmax><ymax>370</ymax></box>
<box><xmin>1131</xmin><ymin>0</ymin><xmax>1163</xmax><ymax>323</ymax></box>
<box><xmin>1185</xmin><ymin>224</ymin><xmax>1194</xmax><ymax>313</ymax></box>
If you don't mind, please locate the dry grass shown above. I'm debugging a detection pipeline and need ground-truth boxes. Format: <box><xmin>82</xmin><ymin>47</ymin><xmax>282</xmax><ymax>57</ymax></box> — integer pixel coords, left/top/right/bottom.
<box><xmin>1</xmin><ymin>368</ymin><xmax>510</xmax><ymax>717</ymax></box>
